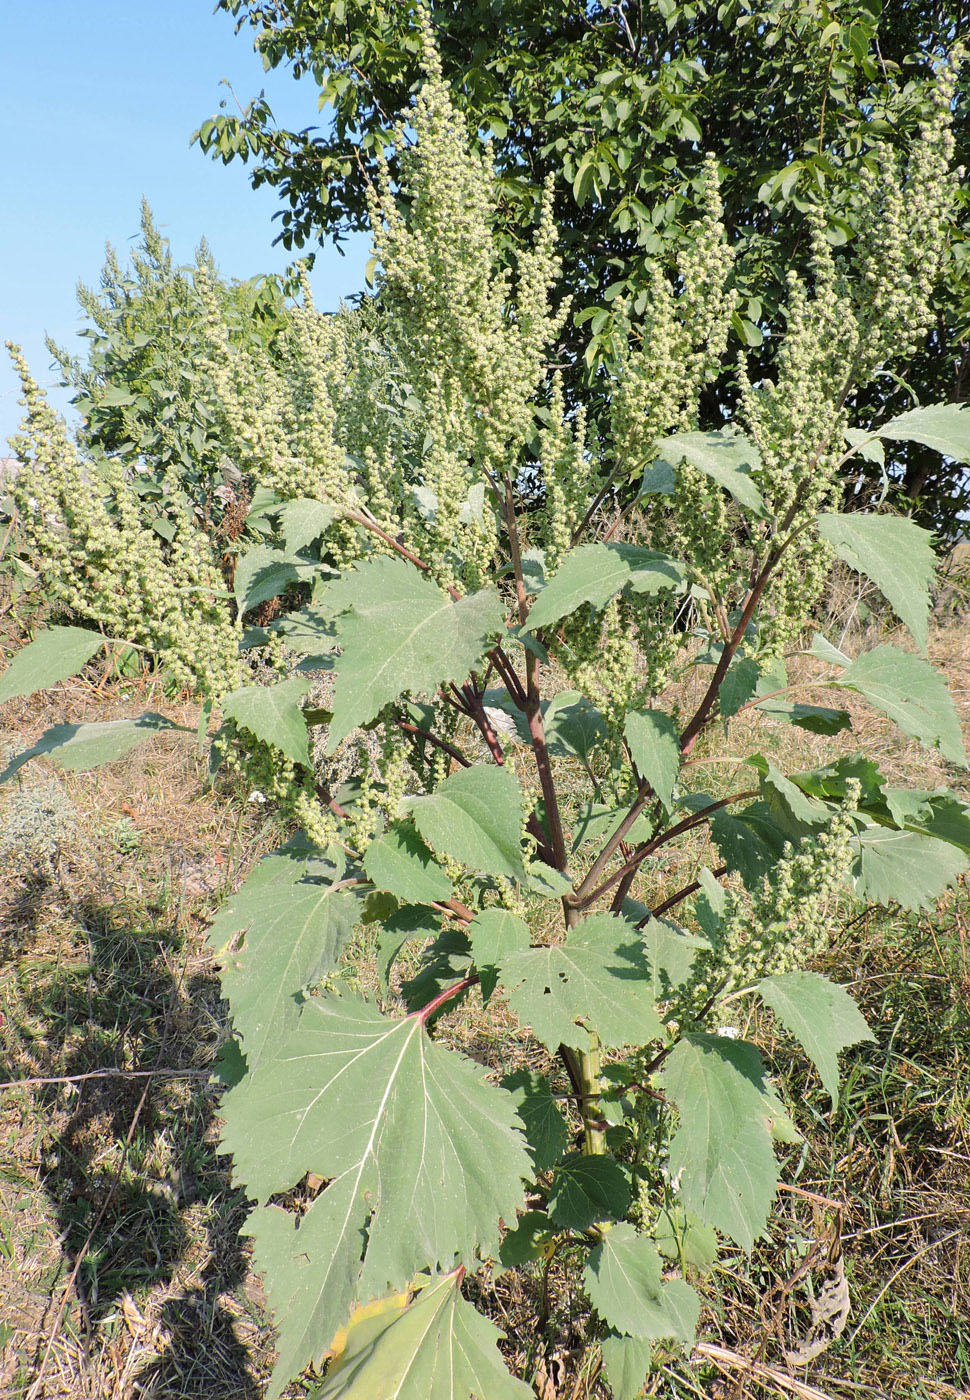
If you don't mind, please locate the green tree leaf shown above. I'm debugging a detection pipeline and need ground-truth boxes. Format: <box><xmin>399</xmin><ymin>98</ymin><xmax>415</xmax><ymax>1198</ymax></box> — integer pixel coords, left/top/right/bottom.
<box><xmin>0</xmin><ymin>626</ymin><xmax>105</xmax><ymax>703</ymax></box>
<box><xmin>207</xmin><ymin>842</ymin><xmax>358</xmax><ymax>1069</ymax></box>
<box><xmin>817</xmin><ymin>513</ymin><xmax>936</xmax><ymax>651</ymax></box>
<box><xmin>222</xmin><ymin>676</ymin><xmax>312</xmax><ymax>765</ymax></box>
<box><xmin>314</xmin><ymin>1270</ymin><xmax>533</xmax><ymax>1400</ymax></box>
<box><xmin>758</xmin><ymin>972</ymin><xmax>873</xmax><ymax>1108</ymax></box>
<box><xmin>221</xmin><ymin>992</ymin><xmax>530</xmax><ymax>1395</ymax></box>
<box><xmin>499</xmin><ymin>1210</ymin><xmax>557</xmax><ymax>1267</ymax></box>
<box><xmin>583</xmin><ymin>1224</ymin><xmax>700</xmax><ymax>1341</ymax></box>
<box><xmin>544</xmin><ymin>690</ymin><xmax>607</xmax><ymax>761</ymax></box>
<box><xmin>363</xmin><ymin>823</ymin><xmax>454</xmax><ymax>904</ymax></box>
<box><xmin>623</xmin><ymin>709</ymin><xmax>680</xmax><ymax>807</ymax></box>
<box><xmin>501</xmin><ymin>1068</ymin><xmax>569</xmax><ymax>1172</ymax></box>
<box><xmin>405</xmin><ymin>765</ymin><xmax>528</xmax><ymax>883</ymax></box>
<box><xmin>0</xmin><ymin>714</ymin><xmax>187</xmax><ymax>781</ymax></box>
<box><xmin>833</xmin><ymin>646</ymin><xmax>966</xmax><ymax>765</ymax></box>
<box><xmin>524</xmin><ymin>543</ymin><xmax>685</xmax><ymax>633</ymax></box>
<box><xmin>375</xmin><ymin>906</ymin><xmax>442</xmax><ymax>990</ymax></box>
<box><xmin>547</xmin><ymin>1152</ymin><xmax>631</xmax><ymax>1230</ymax></box>
<box><xmin>599</xmin><ymin>1333</ymin><xmax>656</xmax><ymax>1400</ymax></box>
<box><xmin>661</xmin><ymin>1035</ymin><xmax>780</xmax><ymax>1251</ymax></box>
<box><xmin>652</xmin><ymin>430</ymin><xmax>765</xmax><ymax>515</ymax></box>
<box><xmin>501</xmin><ymin>913</ymin><xmax>664</xmax><ymax>1052</ymax></box>
<box><xmin>325</xmin><ymin>557</ymin><xmax>504</xmax><ymax>750</ymax></box>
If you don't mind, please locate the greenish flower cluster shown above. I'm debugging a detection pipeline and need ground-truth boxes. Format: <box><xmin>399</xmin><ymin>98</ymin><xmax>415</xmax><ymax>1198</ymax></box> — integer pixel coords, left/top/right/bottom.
<box><xmin>692</xmin><ymin>787</ymin><xmax>861</xmax><ymax>1008</ymax></box>
<box><xmin>7</xmin><ymin>346</ymin><xmax>242</xmax><ymax>698</ymax></box>
<box><xmin>739</xmin><ymin>54</ymin><xmax>958</xmax><ymax>651</ymax></box>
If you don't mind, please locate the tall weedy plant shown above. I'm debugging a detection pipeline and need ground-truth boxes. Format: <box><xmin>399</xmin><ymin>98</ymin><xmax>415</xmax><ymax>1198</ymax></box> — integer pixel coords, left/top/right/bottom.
<box><xmin>5</xmin><ymin>22</ymin><xmax>970</xmax><ymax>1399</ymax></box>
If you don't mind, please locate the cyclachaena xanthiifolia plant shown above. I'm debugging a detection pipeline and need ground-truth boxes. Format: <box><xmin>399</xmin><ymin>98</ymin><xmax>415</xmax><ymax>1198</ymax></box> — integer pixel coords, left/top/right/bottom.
<box><xmin>5</xmin><ymin>19</ymin><xmax>970</xmax><ymax>1398</ymax></box>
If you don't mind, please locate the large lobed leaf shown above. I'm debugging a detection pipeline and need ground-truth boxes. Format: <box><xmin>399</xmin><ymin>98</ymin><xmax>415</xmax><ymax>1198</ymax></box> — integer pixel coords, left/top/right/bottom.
<box><xmin>651</xmin><ymin>430</ymin><xmax>766</xmax><ymax>515</ymax></box>
<box><xmin>817</xmin><ymin>513</ymin><xmax>936</xmax><ymax>652</ymax></box>
<box><xmin>324</xmin><ymin>557</ymin><xmax>505</xmax><ymax>750</ymax></box>
<box><xmin>758</xmin><ymin>971</ymin><xmax>873</xmax><ymax>1108</ymax></box>
<box><xmin>500</xmin><ymin>912</ymin><xmax>664</xmax><ymax>1052</ymax></box>
<box><xmin>875</xmin><ymin>401</ymin><xmax>970</xmax><ymax>461</ymax></box>
<box><xmin>0</xmin><ymin>625</ymin><xmax>105</xmax><ymax>703</ymax></box>
<box><xmin>524</xmin><ymin>542</ymin><xmax>685</xmax><ymax>633</ymax></box>
<box><xmin>833</xmin><ymin>645</ymin><xmax>966</xmax><ymax>766</ymax></box>
<box><xmin>1</xmin><ymin>713</ymin><xmax>188</xmax><ymax>782</ymax></box>
<box><xmin>405</xmin><ymin>764</ymin><xmax>529</xmax><ymax>883</ymax></box>
<box><xmin>583</xmin><ymin>1224</ymin><xmax>700</xmax><ymax>1342</ymax></box>
<box><xmin>222</xmin><ymin>676</ymin><xmax>312</xmax><ymax>766</ymax></box>
<box><xmin>221</xmin><ymin>992</ymin><xmax>530</xmax><ymax>1397</ymax></box>
<box><xmin>661</xmin><ymin>1035</ymin><xmax>781</xmax><ymax>1251</ymax></box>
<box><xmin>206</xmin><ymin>841</ymin><xmax>359</xmax><ymax>1069</ymax></box>
<box><xmin>313</xmin><ymin>1270</ymin><xmax>533</xmax><ymax>1400</ymax></box>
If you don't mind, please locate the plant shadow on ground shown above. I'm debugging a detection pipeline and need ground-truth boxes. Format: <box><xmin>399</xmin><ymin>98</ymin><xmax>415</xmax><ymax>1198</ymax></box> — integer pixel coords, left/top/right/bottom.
<box><xmin>0</xmin><ymin>681</ymin><xmax>280</xmax><ymax>1399</ymax></box>
<box><xmin>0</xmin><ymin>878</ymin><xmax>267</xmax><ymax>1399</ymax></box>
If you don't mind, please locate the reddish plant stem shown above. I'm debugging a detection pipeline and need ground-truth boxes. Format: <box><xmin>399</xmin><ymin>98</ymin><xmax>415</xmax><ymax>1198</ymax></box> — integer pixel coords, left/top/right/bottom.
<box><xmin>502</xmin><ymin>472</ymin><xmax>570</xmax><ymax>876</ymax></box>
<box><xmin>573</xmin><ymin>790</ymin><xmax>757</xmax><ymax>911</ymax></box>
<box><xmin>678</xmin><ymin>484</ymin><xmax>811</xmax><ymax>757</ymax></box>
<box><xmin>398</xmin><ymin>721</ymin><xmax>470</xmax><ymax>769</ymax></box>
<box><xmin>642</xmin><ymin>866</ymin><xmax>729</xmax><ymax>924</ymax></box>
<box><xmin>570</xmin><ymin>779</ymin><xmax>656</xmax><ymax>906</ymax></box>
<box><xmin>416</xmin><ymin>974</ymin><xmax>479</xmax><ymax>1025</ymax></box>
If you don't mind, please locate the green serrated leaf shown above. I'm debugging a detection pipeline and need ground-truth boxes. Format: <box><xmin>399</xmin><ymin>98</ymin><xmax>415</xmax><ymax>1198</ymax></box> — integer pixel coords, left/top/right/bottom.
<box><xmin>548</xmin><ymin>1152</ymin><xmax>631</xmax><ymax>1230</ymax></box>
<box><xmin>468</xmin><ymin>908</ymin><xmax>531</xmax><ymax>999</ymax></box>
<box><xmin>221</xmin><ymin>993</ymin><xmax>530</xmax><ymax>1396</ymax></box>
<box><xmin>653</xmin><ymin>1206</ymin><xmax>718</xmax><ymax>1270</ymax></box>
<box><xmin>652</xmin><ymin>430</ymin><xmax>765</xmax><ymax>515</ymax></box>
<box><xmin>834</xmin><ymin>646</ymin><xmax>966</xmax><ymax>766</ymax></box>
<box><xmin>661</xmin><ymin>1035</ymin><xmax>780</xmax><ymax>1251</ymax></box>
<box><xmin>524</xmin><ymin>543</ymin><xmax>685</xmax><ymax>633</ymax></box>
<box><xmin>876</xmin><ymin>401</ymin><xmax>970</xmax><ymax>461</ymax></box>
<box><xmin>623</xmin><ymin>709</ymin><xmax>680</xmax><ymax>807</ymax></box>
<box><xmin>499</xmin><ymin>1210</ymin><xmax>557</xmax><ymax>1267</ymax></box>
<box><xmin>0</xmin><ymin>626</ymin><xmax>105</xmax><ymax>703</ymax></box>
<box><xmin>599</xmin><ymin>1332</ymin><xmax>656</xmax><ymax>1400</ymax></box>
<box><xmin>324</xmin><ymin>558</ymin><xmax>504</xmax><ymax>751</ymax></box>
<box><xmin>234</xmin><ymin>544</ymin><xmax>307</xmax><ymax>613</ymax></box>
<box><xmin>222</xmin><ymin>677</ymin><xmax>312</xmax><ymax>766</ymax></box>
<box><xmin>501</xmin><ymin>912</ymin><xmax>664</xmax><ymax>1051</ymax></box>
<box><xmin>501</xmin><ymin>1069</ymin><xmax>569</xmax><ymax>1171</ymax></box>
<box><xmin>375</xmin><ymin>905</ymin><xmax>441</xmax><ymax>989</ymax></box>
<box><xmin>853</xmin><ymin>823</ymin><xmax>969</xmax><ymax>910</ymax></box>
<box><xmin>758</xmin><ymin>972</ymin><xmax>873</xmax><ymax>1107</ymax></box>
<box><xmin>363</xmin><ymin>823</ymin><xmax>453</xmax><ymax>904</ymax></box>
<box><xmin>583</xmin><ymin>1224</ymin><xmax>700</xmax><ymax>1341</ymax></box>
<box><xmin>544</xmin><ymin>690</ymin><xmax>607</xmax><ymax>761</ymax></box>
<box><xmin>207</xmin><ymin>843</ymin><xmax>357</xmax><ymax>1069</ymax></box>
<box><xmin>817</xmin><ymin>513</ymin><xmax>936</xmax><ymax>652</ymax></box>
<box><xmin>313</xmin><ymin>1269</ymin><xmax>533</xmax><ymax>1400</ymax></box>
<box><xmin>406</xmin><ymin>764</ymin><xmax>528</xmax><ymax>883</ymax></box>
<box><xmin>637</xmin><ymin>917</ymin><xmax>708</xmax><ymax>999</ymax></box>
<box><xmin>0</xmin><ymin>713</ymin><xmax>186</xmax><ymax>781</ymax></box>
<box><xmin>277</xmin><ymin>498</ymin><xmax>339</xmax><ymax>553</ymax></box>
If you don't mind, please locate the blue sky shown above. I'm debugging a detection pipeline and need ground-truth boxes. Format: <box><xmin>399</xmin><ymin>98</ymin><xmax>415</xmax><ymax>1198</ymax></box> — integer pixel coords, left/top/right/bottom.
<box><xmin>2</xmin><ymin>1</ymin><xmax>370</xmax><ymax>445</ymax></box>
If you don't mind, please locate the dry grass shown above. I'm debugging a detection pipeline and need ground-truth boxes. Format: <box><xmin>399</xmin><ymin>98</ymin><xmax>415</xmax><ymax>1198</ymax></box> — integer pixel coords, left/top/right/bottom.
<box><xmin>0</xmin><ymin>594</ymin><xmax>968</xmax><ymax>1399</ymax></box>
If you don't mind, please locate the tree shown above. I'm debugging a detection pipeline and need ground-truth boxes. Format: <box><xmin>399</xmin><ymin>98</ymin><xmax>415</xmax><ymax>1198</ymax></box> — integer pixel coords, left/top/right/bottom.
<box><xmin>198</xmin><ymin>0</ymin><xmax>970</xmax><ymax>538</ymax></box>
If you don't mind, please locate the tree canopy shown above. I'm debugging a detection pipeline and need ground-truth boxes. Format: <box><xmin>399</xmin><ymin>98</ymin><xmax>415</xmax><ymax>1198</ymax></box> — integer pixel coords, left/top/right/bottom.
<box><xmin>197</xmin><ymin>2</ymin><xmax>970</xmax><ymax>536</ymax></box>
